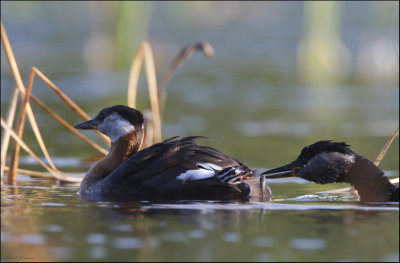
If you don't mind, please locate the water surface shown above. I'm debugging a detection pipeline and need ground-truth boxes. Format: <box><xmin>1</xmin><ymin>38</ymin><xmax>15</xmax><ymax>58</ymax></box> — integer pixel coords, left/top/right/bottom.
<box><xmin>1</xmin><ymin>2</ymin><xmax>399</xmax><ymax>262</ymax></box>
<box><xmin>1</xmin><ymin>173</ymin><xmax>398</xmax><ymax>262</ymax></box>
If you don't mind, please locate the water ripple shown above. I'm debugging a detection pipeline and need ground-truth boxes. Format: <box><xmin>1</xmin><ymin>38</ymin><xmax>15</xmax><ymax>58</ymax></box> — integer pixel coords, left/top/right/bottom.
<box><xmin>44</xmin><ymin>224</ymin><xmax>63</xmax><ymax>232</ymax></box>
<box><xmin>112</xmin><ymin>237</ymin><xmax>143</xmax><ymax>249</ymax></box>
<box><xmin>222</xmin><ymin>232</ymin><xmax>240</xmax><ymax>243</ymax></box>
<box><xmin>40</xmin><ymin>202</ymin><xmax>66</xmax><ymax>207</ymax></box>
<box><xmin>251</xmin><ymin>236</ymin><xmax>277</xmax><ymax>247</ymax></box>
<box><xmin>162</xmin><ymin>232</ymin><xmax>186</xmax><ymax>242</ymax></box>
<box><xmin>187</xmin><ymin>229</ymin><xmax>206</xmax><ymax>239</ymax></box>
<box><xmin>49</xmin><ymin>246</ymin><xmax>73</xmax><ymax>260</ymax></box>
<box><xmin>145</xmin><ymin>202</ymin><xmax>399</xmax><ymax>212</ymax></box>
<box><xmin>289</xmin><ymin>238</ymin><xmax>326</xmax><ymax>250</ymax></box>
<box><xmin>110</xmin><ymin>224</ymin><xmax>133</xmax><ymax>232</ymax></box>
<box><xmin>86</xmin><ymin>233</ymin><xmax>107</xmax><ymax>245</ymax></box>
<box><xmin>17</xmin><ymin>233</ymin><xmax>46</xmax><ymax>245</ymax></box>
<box><xmin>88</xmin><ymin>245</ymin><xmax>107</xmax><ymax>259</ymax></box>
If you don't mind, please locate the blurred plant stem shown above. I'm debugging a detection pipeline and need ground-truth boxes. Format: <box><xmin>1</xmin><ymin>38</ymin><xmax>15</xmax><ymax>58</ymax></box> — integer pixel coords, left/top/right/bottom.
<box><xmin>85</xmin><ymin>2</ymin><xmax>152</xmax><ymax>70</ymax></box>
<box><xmin>115</xmin><ymin>1</ymin><xmax>152</xmax><ymax>69</ymax></box>
<box><xmin>298</xmin><ymin>1</ymin><xmax>351</xmax><ymax>86</ymax></box>
<box><xmin>354</xmin><ymin>1</ymin><xmax>399</xmax><ymax>85</ymax></box>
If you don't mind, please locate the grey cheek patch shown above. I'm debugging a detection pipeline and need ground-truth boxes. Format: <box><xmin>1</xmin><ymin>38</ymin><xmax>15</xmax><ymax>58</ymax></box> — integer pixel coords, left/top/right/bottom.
<box><xmin>97</xmin><ymin>113</ymin><xmax>135</xmax><ymax>143</ymax></box>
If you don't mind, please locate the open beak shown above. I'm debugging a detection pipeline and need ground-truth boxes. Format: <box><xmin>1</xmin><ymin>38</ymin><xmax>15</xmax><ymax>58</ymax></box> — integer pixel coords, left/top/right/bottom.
<box><xmin>261</xmin><ymin>160</ymin><xmax>301</xmax><ymax>179</ymax></box>
<box><xmin>74</xmin><ymin>119</ymin><xmax>99</xmax><ymax>130</ymax></box>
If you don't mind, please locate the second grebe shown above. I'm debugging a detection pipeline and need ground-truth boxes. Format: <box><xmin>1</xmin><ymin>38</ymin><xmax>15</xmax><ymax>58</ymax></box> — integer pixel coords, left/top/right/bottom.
<box><xmin>262</xmin><ymin>141</ymin><xmax>399</xmax><ymax>202</ymax></box>
<box><xmin>74</xmin><ymin>105</ymin><xmax>271</xmax><ymax>201</ymax></box>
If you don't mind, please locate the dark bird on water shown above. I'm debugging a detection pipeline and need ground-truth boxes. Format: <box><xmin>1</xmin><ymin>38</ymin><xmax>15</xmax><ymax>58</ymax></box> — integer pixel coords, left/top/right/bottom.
<box><xmin>74</xmin><ymin>105</ymin><xmax>271</xmax><ymax>201</ymax></box>
<box><xmin>262</xmin><ymin>140</ymin><xmax>399</xmax><ymax>202</ymax></box>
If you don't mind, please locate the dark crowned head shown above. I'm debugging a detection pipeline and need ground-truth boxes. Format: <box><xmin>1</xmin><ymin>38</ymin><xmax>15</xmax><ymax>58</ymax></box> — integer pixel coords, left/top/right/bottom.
<box><xmin>74</xmin><ymin>105</ymin><xmax>144</xmax><ymax>143</ymax></box>
<box><xmin>262</xmin><ymin>141</ymin><xmax>399</xmax><ymax>202</ymax></box>
<box><xmin>261</xmin><ymin>140</ymin><xmax>355</xmax><ymax>183</ymax></box>
<box><xmin>296</xmin><ymin>141</ymin><xmax>353</xmax><ymax>164</ymax></box>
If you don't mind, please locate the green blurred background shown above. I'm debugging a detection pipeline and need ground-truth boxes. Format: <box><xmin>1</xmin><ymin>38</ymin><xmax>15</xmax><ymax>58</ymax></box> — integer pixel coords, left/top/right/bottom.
<box><xmin>1</xmin><ymin>1</ymin><xmax>399</xmax><ymax>170</ymax></box>
<box><xmin>1</xmin><ymin>2</ymin><xmax>399</xmax><ymax>262</ymax></box>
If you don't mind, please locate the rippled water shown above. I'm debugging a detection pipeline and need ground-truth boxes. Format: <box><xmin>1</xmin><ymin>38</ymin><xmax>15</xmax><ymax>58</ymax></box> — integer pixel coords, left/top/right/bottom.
<box><xmin>1</xmin><ymin>172</ymin><xmax>399</xmax><ymax>262</ymax></box>
<box><xmin>1</xmin><ymin>2</ymin><xmax>399</xmax><ymax>262</ymax></box>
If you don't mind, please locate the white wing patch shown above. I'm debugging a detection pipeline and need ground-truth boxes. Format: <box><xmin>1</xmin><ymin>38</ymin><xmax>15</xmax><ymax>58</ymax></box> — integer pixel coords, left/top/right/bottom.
<box><xmin>176</xmin><ymin>162</ymin><xmax>223</xmax><ymax>181</ymax></box>
<box><xmin>176</xmin><ymin>169</ymin><xmax>215</xmax><ymax>181</ymax></box>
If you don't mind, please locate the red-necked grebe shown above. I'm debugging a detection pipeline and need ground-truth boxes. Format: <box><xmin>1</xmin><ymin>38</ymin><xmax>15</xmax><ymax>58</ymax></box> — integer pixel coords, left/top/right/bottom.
<box><xmin>262</xmin><ymin>140</ymin><xmax>398</xmax><ymax>202</ymax></box>
<box><xmin>74</xmin><ymin>105</ymin><xmax>271</xmax><ymax>201</ymax></box>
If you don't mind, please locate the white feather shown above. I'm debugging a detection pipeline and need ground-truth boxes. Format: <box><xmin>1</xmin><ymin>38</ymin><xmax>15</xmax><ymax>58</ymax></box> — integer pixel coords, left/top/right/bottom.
<box><xmin>176</xmin><ymin>163</ymin><xmax>223</xmax><ymax>181</ymax></box>
<box><xmin>176</xmin><ymin>169</ymin><xmax>216</xmax><ymax>181</ymax></box>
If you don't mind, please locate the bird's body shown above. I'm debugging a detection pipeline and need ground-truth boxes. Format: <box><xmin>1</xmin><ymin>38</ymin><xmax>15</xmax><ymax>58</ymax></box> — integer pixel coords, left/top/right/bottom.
<box><xmin>262</xmin><ymin>141</ymin><xmax>398</xmax><ymax>202</ymax></box>
<box><xmin>75</xmin><ymin>105</ymin><xmax>271</xmax><ymax>201</ymax></box>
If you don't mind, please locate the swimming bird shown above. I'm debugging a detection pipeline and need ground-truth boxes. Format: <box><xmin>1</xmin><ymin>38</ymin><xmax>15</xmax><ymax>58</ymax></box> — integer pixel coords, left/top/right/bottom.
<box><xmin>74</xmin><ymin>105</ymin><xmax>271</xmax><ymax>201</ymax></box>
<box><xmin>262</xmin><ymin>141</ymin><xmax>398</xmax><ymax>202</ymax></box>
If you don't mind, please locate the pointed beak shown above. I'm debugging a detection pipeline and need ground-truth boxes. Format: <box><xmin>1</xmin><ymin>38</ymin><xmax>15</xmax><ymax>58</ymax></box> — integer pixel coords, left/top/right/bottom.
<box><xmin>261</xmin><ymin>160</ymin><xmax>302</xmax><ymax>179</ymax></box>
<box><xmin>74</xmin><ymin>119</ymin><xmax>99</xmax><ymax>130</ymax></box>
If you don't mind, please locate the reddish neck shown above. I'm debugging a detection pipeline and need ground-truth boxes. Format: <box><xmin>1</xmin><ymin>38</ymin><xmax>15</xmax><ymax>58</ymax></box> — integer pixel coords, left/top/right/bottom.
<box><xmin>79</xmin><ymin>128</ymin><xmax>143</xmax><ymax>193</ymax></box>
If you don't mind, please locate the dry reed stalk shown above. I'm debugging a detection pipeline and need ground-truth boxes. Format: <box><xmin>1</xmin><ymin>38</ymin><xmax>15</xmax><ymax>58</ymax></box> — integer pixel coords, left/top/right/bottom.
<box><xmin>158</xmin><ymin>41</ymin><xmax>214</xmax><ymax>116</ymax></box>
<box><xmin>126</xmin><ymin>41</ymin><xmax>162</xmax><ymax>145</ymax></box>
<box><xmin>29</xmin><ymin>94</ymin><xmax>108</xmax><ymax>155</ymax></box>
<box><xmin>8</xmin><ymin>69</ymin><xmax>35</xmax><ymax>183</ymax></box>
<box><xmin>31</xmin><ymin>67</ymin><xmax>110</xmax><ymax>145</ymax></box>
<box><xmin>21</xmin><ymin>67</ymin><xmax>108</xmax><ymax>154</ymax></box>
<box><xmin>142</xmin><ymin>110</ymin><xmax>154</xmax><ymax>149</ymax></box>
<box><xmin>1</xmin><ymin>23</ymin><xmax>87</xmax><ymax>183</ymax></box>
<box><xmin>2</xmin><ymin>22</ymin><xmax>60</xmax><ymax>179</ymax></box>
<box><xmin>27</xmin><ymin>107</ymin><xmax>59</xmax><ymax>167</ymax></box>
<box><xmin>33</xmin><ymin>67</ymin><xmax>91</xmax><ymax>120</ymax></box>
<box><xmin>3</xmin><ymin>166</ymin><xmax>53</xmax><ymax>179</ymax></box>
<box><xmin>1</xmin><ymin>117</ymin><xmax>58</xmax><ymax>177</ymax></box>
<box><xmin>126</xmin><ymin>41</ymin><xmax>215</xmax><ymax>147</ymax></box>
<box><xmin>142</xmin><ymin>42</ymin><xmax>162</xmax><ymax>144</ymax></box>
<box><xmin>1</xmin><ymin>117</ymin><xmax>82</xmax><ymax>183</ymax></box>
<box><xmin>127</xmin><ymin>46</ymin><xmax>144</xmax><ymax>108</ymax></box>
<box><xmin>2</xmin><ymin>22</ymin><xmax>57</xmax><ymax>181</ymax></box>
<box><xmin>0</xmin><ymin>86</ymin><xmax>19</xmax><ymax>180</ymax></box>
<box><xmin>24</xmin><ymin>70</ymin><xmax>61</xmax><ymax>172</ymax></box>
<box><xmin>3</xmin><ymin>166</ymin><xmax>84</xmax><ymax>182</ymax></box>
<box><xmin>1</xmin><ymin>22</ymin><xmax>107</xmax><ymax>183</ymax></box>
<box><xmin>1</xmin><ymin>22</ymin><xmax>25</xmax><ymax>98</ymax></box>
<box><xmin>126</xmin><ymin>44</ymin><xmax>151</xmax><ymax>148</ymax></box>
<box><xmin>374</xmin><ymin>127</ymin><xmax>399</xmax><ymax>166</ymax></box>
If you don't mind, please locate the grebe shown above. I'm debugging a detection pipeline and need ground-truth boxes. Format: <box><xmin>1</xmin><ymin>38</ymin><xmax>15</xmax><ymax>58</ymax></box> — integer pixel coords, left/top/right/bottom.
<box><xmin>74</xmin><ymin>105</ymin><xmax>271</xmax><ymax>201</ymax></box>
<box><xmin>262</xmin><ymin>141</ymin><xmax>399</xmax><ymax>202</ymax></box>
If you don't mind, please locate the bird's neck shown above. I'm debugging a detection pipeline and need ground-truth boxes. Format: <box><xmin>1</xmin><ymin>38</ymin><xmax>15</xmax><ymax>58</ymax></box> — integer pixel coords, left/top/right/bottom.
<box><xmin>344</xmin><ymin>155</ymin><xmax>395</xmax><ymax>202</ymax></box>
<box><xmin>109</xmin><ymin>129</ymin><xmax>143</xmax><ymax>162</ymax></box>
<box><xmin>79</xmin><ymin>129</ymin><xmax>143</xmax><ymax>193</ymax></box>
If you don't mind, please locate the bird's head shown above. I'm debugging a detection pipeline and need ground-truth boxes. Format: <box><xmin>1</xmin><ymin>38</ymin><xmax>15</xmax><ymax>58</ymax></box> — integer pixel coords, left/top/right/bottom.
<box><xmin>262</xmin><ymin>140</ymin><xmax>354</xmax><ymax>182</ymax></box>
<box><xmin>74</xmin><ymin>105</ymin><xmax>144</xmax><ymax>143</ymax></box>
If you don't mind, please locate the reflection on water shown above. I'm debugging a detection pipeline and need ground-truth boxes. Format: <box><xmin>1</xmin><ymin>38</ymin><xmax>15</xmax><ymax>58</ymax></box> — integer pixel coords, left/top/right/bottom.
<box><xmin>1</xmin><ymin>177</ymin><xmax>399</xmax><ymax>262</ymax></box>
<box><xmin>1</xmin><ymin>2</ymin><xmax>399</xmax><ymax>262</ymax></box>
